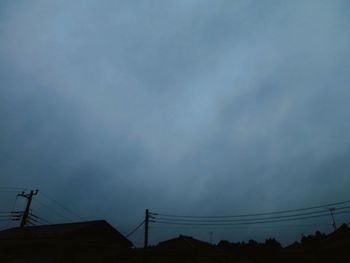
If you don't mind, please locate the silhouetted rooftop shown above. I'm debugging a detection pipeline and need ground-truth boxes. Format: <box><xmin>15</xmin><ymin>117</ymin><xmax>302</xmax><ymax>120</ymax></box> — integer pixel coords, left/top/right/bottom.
<box><xmin>157</xmin><ymin>234</ymin><xmax>214</xmax><ymax>251</ymax></box>
<box><xmin>0</xmin><ymin>220</ymin><xmax>133</xmax><ymax>247</ymax></box>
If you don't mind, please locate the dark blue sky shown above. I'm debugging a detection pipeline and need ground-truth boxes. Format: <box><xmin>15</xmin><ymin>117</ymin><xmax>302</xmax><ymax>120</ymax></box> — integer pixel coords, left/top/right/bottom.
<box><xmin>1</xmin><ymin>0</ymin><xmax>350</xmax><ymax>246</ymax></box>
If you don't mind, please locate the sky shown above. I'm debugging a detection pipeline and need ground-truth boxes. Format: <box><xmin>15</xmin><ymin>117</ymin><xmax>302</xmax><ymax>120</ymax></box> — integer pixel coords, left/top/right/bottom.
<box><xmin>1</xmin><ymin>0</ymin><xmax>350</xmax><ymax>246</ymax></box>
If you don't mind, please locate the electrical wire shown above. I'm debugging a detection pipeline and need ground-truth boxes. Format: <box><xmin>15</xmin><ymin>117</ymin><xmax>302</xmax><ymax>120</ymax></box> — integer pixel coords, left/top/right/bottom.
<box><xmin>0</xmin><ymin>215</ymin><xmax>14</xmax><ymax>218</ymax></box>
<box><xmin>39</xmin><ymin>191</ymin><xmax>84</xmax><ymax>220</ymax></box>
<box><xmin>151</xmin><ymin>200</ymin><xmax>350</xmax><ymax>219</ymax></box>
<box><xmin>153</xmin><ymin>209</ymin><xmax>350</xmax><ymax>226</ymax></box>
<box><xmin>2</xmin><ymin>194</ymin><xmax>19</xmax><ymax>229</ymax></box>
<box><xmin>33</xmin><ymin>198</ymin><xmax>76</xmax><ymax>222</ymax></box>
<box><xmin>126</xmin><ymin>220</ymin><xmax>145</xmax><ymax>238</ymax></box>
<box><xmin>153</xmin><ymin>205</ymin><xmax>350</xmax><ymax>223</ymax></box>
<box><xmin>29</xmin><ymin>213</ymin><xmax>52</xmax><ymax>224</ymax></box>
<box><xmin>150</xmin><ymin>223</ymin><xmax>332</xmax><ymax>229</ymax></box>
<box><xmin>27</xmin><ymin>216</ymin><xmax>40</xmax><ymax>224</ymax></box>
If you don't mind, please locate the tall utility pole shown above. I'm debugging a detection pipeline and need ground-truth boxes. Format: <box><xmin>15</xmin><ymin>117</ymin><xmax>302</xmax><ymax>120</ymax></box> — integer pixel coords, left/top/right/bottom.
<box><xmin>328</xmin><ymin>208</ymin><xmax>337</xmax><ymax>231</ymax></box>
<box><xmin>144</xmin><ymin>209</ymin><xmax>149</xmax><ymax>248</ymax></box>
<box><xmin>18</xmin><ymin>190</ymin><xmax>38</xmax><ymax>228</ymax></box>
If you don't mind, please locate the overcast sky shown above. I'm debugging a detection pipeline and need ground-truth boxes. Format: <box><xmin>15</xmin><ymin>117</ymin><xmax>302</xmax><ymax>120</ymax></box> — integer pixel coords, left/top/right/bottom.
<box><xmin>1</xmin><ymin>0</ymin><xmax>350</xmax><ymax>246</ymax></box>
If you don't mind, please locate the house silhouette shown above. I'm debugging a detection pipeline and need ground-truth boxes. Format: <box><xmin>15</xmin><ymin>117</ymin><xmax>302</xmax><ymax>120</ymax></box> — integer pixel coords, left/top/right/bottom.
<box><xmin>0</xmin><ymin>220</ymin><xmax>132</xmax><ymax>263</ymax></box>
<box><xmin>134</xmin><ymin>234</ymin><xmax>222</xmax><ymax>263</ymax></box>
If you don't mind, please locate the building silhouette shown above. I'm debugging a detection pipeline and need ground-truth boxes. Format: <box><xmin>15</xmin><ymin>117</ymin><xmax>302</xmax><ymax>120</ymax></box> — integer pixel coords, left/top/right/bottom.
<box><xmin>0</xmin><ymin>220</ymin><xmax>132</xmax><ymax>263</ymax></box>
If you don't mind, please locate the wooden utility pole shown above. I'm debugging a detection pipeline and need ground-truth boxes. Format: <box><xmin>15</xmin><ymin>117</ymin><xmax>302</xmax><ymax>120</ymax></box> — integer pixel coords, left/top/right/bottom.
<box><xmin>144</xmin><ymin>209</ymin><xmax>149</xmax><ymax>248</ymax></box>
<box><xmin>18</xmin><ymin>190</ymin><xmax>38</xmax><ymax>228</ymax></box>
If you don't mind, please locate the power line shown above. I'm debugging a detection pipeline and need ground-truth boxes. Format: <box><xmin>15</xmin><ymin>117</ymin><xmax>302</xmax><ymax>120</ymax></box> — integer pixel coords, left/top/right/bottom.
<box><xmin>153</xmin><ymin>205</ymin><xmax>350</xmax><ymax>223</ymax></box>
<box><xmin>0</xmin><ymin>216</ymin><xmax>14</xmax><ymax>220</ymax></box>
<box><xmin>27</xmin><ymin>214</ymin><xmax>50</xmax><ymax>225</ymax></box>
<box><xmin>150</xmin><ymin>223</ymin><xmax>332</xmax><ymax>229</ymax></box>
<box><xmin>27</xmin><ymin>216</ymin><xmax>40</xmax><ymax>224</ymax></box>
<box><xmin>1</xmin><ymin>194</ymin><xmax>20</xmax><ymax>229</ymax></box>
<box><xmin>33</xmin><ymin>198</ymin><xmax>75</xmax><ymax>222</ymax></box>
<box><xmin>153</xmin><ymin>209</ymin><xmax>350</xmax><ymax>226</ymax></box>
<box><xmin>143</xmin><ymin>200</ymin><xmax>350</xmax><ymax>244</ymax></box>
<box><xmin>126</xmin><ymin>220</ymin><xmax>145</xmax><ymax>238</ymax></box>
<box><xmin>39</xmin><ymin>191</ymin><xmax>83</xmax><ymax>221</ymax></box>
<box><xmin>1</xmin><ymin>188</ymin><xmax>83</xmax><ymax>221</ymax></box>
<box><xmin>151</xmin><ymin>200</ymin><xmax>350</xmax><ymax>219</ymax></box>
<box><xmin>29</xmin><ymin>213</ymin><xmax>51</xmax><ymax>225</ymax></box>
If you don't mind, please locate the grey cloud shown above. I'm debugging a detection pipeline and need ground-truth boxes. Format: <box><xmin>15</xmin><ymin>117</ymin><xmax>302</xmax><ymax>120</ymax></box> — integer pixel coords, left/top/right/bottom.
<box><xmin>1</xmin><ymin>0</ymin><xmax>350</xmax><ymax>246</ymax></box>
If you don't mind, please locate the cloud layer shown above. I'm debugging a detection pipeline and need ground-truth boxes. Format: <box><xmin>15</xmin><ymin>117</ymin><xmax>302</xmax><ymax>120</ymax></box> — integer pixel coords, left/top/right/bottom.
<box><xmin>1</xmin><ymin>0</ymin><xmax>350</xmax><ymax>245</ymax></box>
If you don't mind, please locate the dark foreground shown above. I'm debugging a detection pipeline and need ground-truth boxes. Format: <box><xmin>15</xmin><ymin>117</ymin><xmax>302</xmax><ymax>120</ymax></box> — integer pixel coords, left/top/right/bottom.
<box><xmin>0</xmin><ymin>220</ymin><xmax>349</xmax><ymax>262</ymax></box>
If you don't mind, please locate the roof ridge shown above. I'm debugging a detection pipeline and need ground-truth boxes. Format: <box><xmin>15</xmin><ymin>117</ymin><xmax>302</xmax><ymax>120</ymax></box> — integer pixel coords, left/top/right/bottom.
<box><xmin>0</xmin><ymin>220</ymin><xmax>107</xmax><ymax>233</ymax></box>
<box><xmin>181</xmin><ymin>235</ymin><xmax>195</xmax><ymax>248</ymax></box>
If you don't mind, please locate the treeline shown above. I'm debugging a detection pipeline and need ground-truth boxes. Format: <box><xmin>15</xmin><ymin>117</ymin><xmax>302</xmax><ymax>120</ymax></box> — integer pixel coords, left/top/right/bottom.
<box><xmin>218</xmin><ymin>238</ymin><xmax>282</xmax><ymax>262</ymax></box>
<box><xmin>215</xmin><ymin>223</ymin><xmax>350</xmax><ymax>262</ymax></box>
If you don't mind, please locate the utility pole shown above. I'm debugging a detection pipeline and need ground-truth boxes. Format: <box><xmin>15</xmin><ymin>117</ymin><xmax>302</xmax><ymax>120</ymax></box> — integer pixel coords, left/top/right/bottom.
<box><xmin>328</xmin><ymin>208</ymin><xmax>337</xmax><ymax>231</ymax></box>
<box><xmin>144</xmin><ymin>209</ymin><xmax>149</xmax><ymax>248</ymax></box>
<box><xmin>18</xmin><ymin>189</ymin><xmax>38</xmax><ymax>228</ymax></box>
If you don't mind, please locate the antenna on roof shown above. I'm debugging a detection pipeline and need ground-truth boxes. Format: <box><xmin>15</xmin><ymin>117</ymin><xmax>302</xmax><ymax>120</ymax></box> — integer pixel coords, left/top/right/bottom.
<box><xmin>209</xmin><ymin>231</ymin><xmax>213</xmax><ymax>244</ymax></box>
<box><xmin>327</xmin><ymin>208</ymin><xmax>337</xmax><ymax>231</ymax></box>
